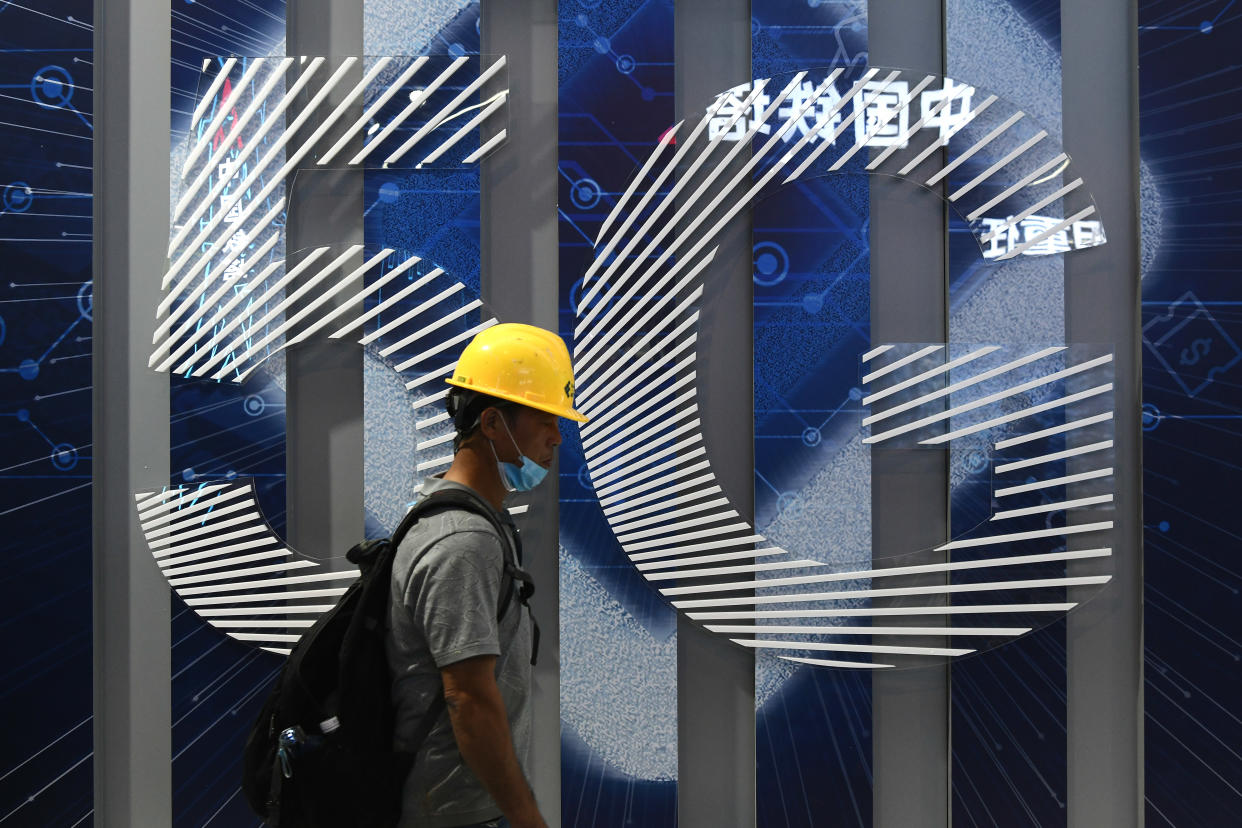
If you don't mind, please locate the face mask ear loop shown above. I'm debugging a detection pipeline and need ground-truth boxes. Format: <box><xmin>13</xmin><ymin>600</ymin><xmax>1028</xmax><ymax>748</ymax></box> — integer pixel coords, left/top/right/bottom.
<box><xmin>487</xmin><ymin>411</ymin><xmax>521</xmax><ymax>493</ymax></box>
<box><xmin>498</xmin><ymin>414</ymin><xmax>524</xmax><ymax>459</ymax></box>
<box><xmin>487</xmin><ymin>437</ymin><xmax>517</xmax><ymax>494</ymax></box>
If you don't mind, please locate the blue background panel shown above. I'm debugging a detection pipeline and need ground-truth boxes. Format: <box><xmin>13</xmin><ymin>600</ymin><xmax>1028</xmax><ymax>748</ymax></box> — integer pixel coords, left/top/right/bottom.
<box><xmin>945</xmin><ymin>1</ymin><xmax>1071</xmax><ymax>825</ymax></box>
<box><xmin>558</xmin><ymin>1</ymin><xmax>679</xmax><ymax>826</ymax></box>
<box><xmin>0</xmin><ymin>0</ymin><xmax>94</xmax><ymax>825</ymax></box>
<box><xmin>1139</xmin><ymin>3</ymin><xmax>1242</xmax><ymax>823</ymax></box>
<box><xmin>751</xmin><ymin>4</ymin><xmax>871</xmax><ymax>826</ymax></box>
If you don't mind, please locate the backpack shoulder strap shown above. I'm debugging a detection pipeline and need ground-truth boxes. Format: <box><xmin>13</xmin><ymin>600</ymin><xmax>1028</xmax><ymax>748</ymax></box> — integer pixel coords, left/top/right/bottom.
<box><xmin>395</xmin><ymin>487</ymin><xmax>532</xmax><ymax>765</ymax></box>
<box><xmin>404</xmin><ymin>487</ymin><xmax>524</xmax><ymax>620</ymax></box>
<box><xmin>409</xmin><ymin>489</ymin><xmax>541</xmax><ymax>660</ymax></box>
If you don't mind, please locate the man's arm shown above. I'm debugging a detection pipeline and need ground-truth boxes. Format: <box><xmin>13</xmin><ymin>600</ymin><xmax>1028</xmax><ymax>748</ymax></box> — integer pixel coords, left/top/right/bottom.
<box><xmin>441</xmin><ymin>655</ymin><xmax>547</xmax><ymax>828</ymax></box>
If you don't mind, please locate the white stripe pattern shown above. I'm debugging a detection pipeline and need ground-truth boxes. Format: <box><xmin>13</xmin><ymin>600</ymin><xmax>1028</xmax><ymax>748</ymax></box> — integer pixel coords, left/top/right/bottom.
<box><xmin>136</xmin><ymin>480</ymin><xmax>530</xmax><ymax>651</ymax></box>
<box><xmin>574</xmin><ymin>66</ymin><xmax>1114</xmax><ymax>667</ymax></box>
<box><xmin>134</xmin><ymin>485</ymin><xmax>354</xmax><ymax>647</ymax></box>
<box><xmin>155</xmin><ymin>55</ymin><xmax>510</xmax><ymax>381</ymax></box>
<box><xmin>146</xmin><ymin>58</ymin><xmax>529</xmax><ymax>656</ymax></box>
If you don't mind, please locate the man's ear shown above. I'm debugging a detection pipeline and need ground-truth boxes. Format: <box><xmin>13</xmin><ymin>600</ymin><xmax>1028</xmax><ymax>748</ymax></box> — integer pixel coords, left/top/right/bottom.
<box><xmin>477</xmin><ymin>406</ymin><xmax>504</xmax><ymax>440</ymax></box>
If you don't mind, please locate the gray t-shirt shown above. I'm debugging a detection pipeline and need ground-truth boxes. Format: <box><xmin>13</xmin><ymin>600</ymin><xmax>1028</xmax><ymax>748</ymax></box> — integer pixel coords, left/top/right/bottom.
<box><xmin>386</xmin><ymin>478</ymin><xmax>533</xmax><ymax>828</ymax></box>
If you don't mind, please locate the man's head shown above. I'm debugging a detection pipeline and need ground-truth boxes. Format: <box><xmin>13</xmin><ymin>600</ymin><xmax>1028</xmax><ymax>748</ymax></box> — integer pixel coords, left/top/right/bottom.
<box><xmin>443</xmin><ymin>323</ymin><xmax>586</xmax><ymax>486</ymax></box>
<box><xmin>446</xmin><ymin>387</ymin><xmax>561</xmax><ymax>471</ymax></box>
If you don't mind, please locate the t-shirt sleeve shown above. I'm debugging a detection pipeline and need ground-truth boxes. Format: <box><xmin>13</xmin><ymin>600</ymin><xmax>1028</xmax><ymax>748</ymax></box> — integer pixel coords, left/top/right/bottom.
<box><xmin>404</xmin><ymin>528</ymin><xmax>504</xmax><ymax>669</ymax></box>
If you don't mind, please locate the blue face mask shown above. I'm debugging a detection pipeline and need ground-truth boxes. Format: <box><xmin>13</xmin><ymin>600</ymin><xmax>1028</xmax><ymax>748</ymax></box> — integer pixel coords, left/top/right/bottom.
<box><xmin>490</xmin><ymin>416</ymin><xmax>549</xmax><ymax>493</ymax></box>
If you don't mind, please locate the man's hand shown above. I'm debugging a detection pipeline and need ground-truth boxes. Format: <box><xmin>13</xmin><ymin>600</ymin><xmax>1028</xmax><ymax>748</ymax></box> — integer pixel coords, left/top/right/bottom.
<box><xmin>441</xmin><ymin>655</ymin><xmax>547</xmax><ymax>828</ymax></box>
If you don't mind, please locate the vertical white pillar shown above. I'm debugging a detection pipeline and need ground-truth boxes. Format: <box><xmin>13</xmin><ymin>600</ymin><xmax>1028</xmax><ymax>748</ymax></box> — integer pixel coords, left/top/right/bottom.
<box><xmin>479</xmin><ymin>0</ymin><xmax>563</xmax><ymax>819</ymax></box>
<box><xmin>91</xmin><ymin>0</ymin><xmax>172</xmax><ymax>823</ymax></box>
<box><xmin>284</xmin><ymin>0</ymin><xmax>366</xmax><ymax>563</ymax></box>
<box><xmin>674</xmin><ymin>2</ymin><xmax>758</xmax><ymax>826</ymax></box>
<box><xmin>868</xmin><ymin>3</ymin><xmax>952</xmax><ymax>827</ymax></box>
<box><xmin>1062</xmin><ymin>1</ymin><xmax>1144</xmax><ymax>825</ymax></box>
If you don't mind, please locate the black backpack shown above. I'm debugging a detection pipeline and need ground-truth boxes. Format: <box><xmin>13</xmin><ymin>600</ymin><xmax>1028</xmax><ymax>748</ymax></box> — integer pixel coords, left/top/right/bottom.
<box><xmin>241</xmin><ymin>487</ymin><xmax>534</xmax><ymax>827</ymax></box>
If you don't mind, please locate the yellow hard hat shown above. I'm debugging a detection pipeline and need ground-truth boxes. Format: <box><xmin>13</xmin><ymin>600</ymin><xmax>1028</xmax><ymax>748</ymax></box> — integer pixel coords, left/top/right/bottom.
<box><xmin>446</xmin><ymin>323</ymin><xmax>588</xmax><ymax>422</ymax></box>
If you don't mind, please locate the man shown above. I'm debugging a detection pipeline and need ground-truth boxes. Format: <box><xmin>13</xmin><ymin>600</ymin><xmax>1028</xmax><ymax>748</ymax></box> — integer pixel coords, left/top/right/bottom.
<box><xmin>387</xmin><ymin>323</ymin><xmax>586</xmax><ymax>828</ymax></box>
